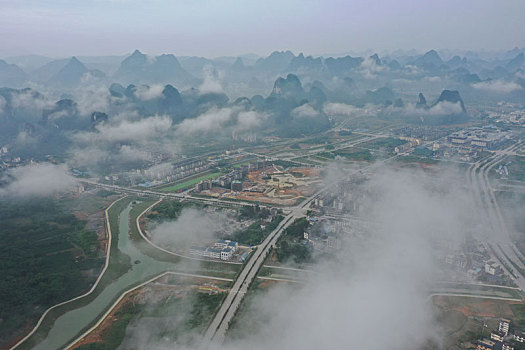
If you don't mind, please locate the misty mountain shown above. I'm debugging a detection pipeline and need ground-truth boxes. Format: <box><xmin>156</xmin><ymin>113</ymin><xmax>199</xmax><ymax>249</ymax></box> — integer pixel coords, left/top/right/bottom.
<box><xmin>29</xmin><ymin>58</ymin><xmax>70</xmax><ymax>82</ymax></box>
<box><xmin>412</xmin><ymin>50</ymin><xmax>444</xmax><ymax>70</ymax></box>
<box><xmin>369</xmin><ymin>53</ymin><xmax>382</xmax><ymax>66</ymax></box>
<box><xmin>446</xmin><ymin>55</ymin><xmax>468</xmax><ymax>69</ymax></box>
<box><xmin>365</xmin><ymin>87</ymin><xmax>395</xmax><ymax>104</ymax></box>
<box><xmin>433</xmin><ymin>89</ymin><xmax>466</xmax><ymax>113</ymax></box>
<box><xmin>324</xmin><ymin>55</ymin><xmax>363</xmax><ymax>76</ymax></box>
<box><xmin>114</xmin><ymin>50</ymin><xmax>198</xmax><ymax>87</ymax></box>
<box><xmin>255</xmin><ymin>51</ymin><xmax>295</xmax><ymax>73</ymax></box>
<box><xmin>270</xmin><ymin>73</ymin><xmax>305</xmax><ymax>101</ymax></box>
<box><xmin>0</xmin><ymin>60</ymin><xmax>27</xmax><ymax>86</ymax></box>
<box><xmin>47</xmin><ymin>57</ymin><xmax>105</xmax><ymax>87</ymax></box>
<box><xmin>4</xmin><ymin>55</ymin><xmax>55</xmax><ymax>72</ymax></box>
<box><xmin>416</xmin><ymin>92</ymin><xmax>427</xmax><ymax>108</ymax></box>
<box><xmin>505</xmin><ymin>53</ymin><xmax>525</xmax><ymax>72</ymax></box>
<box><xmin>387</xmin><ymin>59</ymin><xmax>402</xmax><ymax>70</ymax></box>
<box><xmin>287</xmin><ymin>53</ymin><xmax>324</xmax><ymax>73</ymax></box>
<box><xmin>178</xmin><ymin>56</ymin><xmax>216</xmax><ymax>78</ymax></box>
<box><xmin>230</xmin><ymin>57</ymin><xmax>245</xmax><ymax>72</ymax></box>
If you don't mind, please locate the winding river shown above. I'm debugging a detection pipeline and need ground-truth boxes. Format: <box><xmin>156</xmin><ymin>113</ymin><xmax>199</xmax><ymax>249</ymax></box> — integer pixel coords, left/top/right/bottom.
<box><xmin>32</xmin><ymin>202</ymin><xmax>174</xmax><ymax>350</ymax></box>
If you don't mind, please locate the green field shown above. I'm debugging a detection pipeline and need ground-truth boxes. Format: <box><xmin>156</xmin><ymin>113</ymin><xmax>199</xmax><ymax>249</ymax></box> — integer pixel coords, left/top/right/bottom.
<box><xmin>159</xmin><ymin>172</ymin><xmax>221</xmax><ymax>193</ymax></box>
<box><xmin>0</xmin><ymin>194</ymin><xmax>116</xmax><ymax>348</ymax></box>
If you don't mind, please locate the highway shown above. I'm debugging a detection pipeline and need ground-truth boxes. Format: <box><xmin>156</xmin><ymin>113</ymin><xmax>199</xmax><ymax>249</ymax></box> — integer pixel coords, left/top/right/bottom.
<box><xmin>467</xmin><ymin>141</ymin><xmax>525</xmax><ymax>290</ymax></box>
<box><xmin>199</xmin><ymin>198</ymin><xmax>313</xmax><ymax>348</ymax></box>
<box><xmin>199</xmin><ymin>152</ymin><xmax>401</xmax><ymax>348</ymax></box>
<box><xmin>80</xmin><ymin>179</ymin><xmax>257</xmax><ymax>209</ymax></box>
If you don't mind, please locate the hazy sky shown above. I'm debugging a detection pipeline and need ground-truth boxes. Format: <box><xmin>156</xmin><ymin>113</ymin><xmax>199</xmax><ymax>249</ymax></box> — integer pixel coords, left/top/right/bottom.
<box><xmin>1</xmin><ymin>0</ymin><xmax>524</xmax><ymax>58</ymax></box>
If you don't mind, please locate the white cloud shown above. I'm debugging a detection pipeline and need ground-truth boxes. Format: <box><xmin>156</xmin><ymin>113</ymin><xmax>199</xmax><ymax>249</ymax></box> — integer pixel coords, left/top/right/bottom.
<box><xmin>0</xmin><ymin>95</ymin><xmax>6</xmax><ymax>114</ymax></box>
<box><xmin>177</xmin><ymin>108</ymin><xmax>232</xmax><ymax>135</ymax></box>
<box><xmin>199</xmin><ymin>65</ymin><xmax>224</xmax><ymax>94</ymax></box>
<box><xmin>292</xmin><ymin>104</ymin><xmax>320</xmax><ymax>119</ymax></box>
<box><xmin>323</xmin><ymin>103</ymin><xmax>380</xmax><ymax>117</ymax></box>
<box><xmin>236</xmin><ymin>110</ymin><xmax>265</xmax><ymax>131</ymax></box>
<box><xmin>0</xmin><ymin>163</ymin><xmax>77</xmax><ymax>197</ymax></box>
<box><xmin>74</xmin><ymin>115</ymin><xmax>172</xmax><ymax>144</ymax></box>
<box><xmin>471</xmin><ymin>80</ymin><xmax>524</xmax><ymax>93</ymax></box>
<box><xmin>10</xmin><ymin>89</ymin><xmax>51</xmax><ymax>111</ymax></box>
<box><xmin>360</xmin><ymin>56</ymin><xmax>387</xmax><ymax>79</ymax></box>
<box><xmin>385</xmin><ymin>101</ymin><xmax>464</xmax><ymax>116</ymax></box>
<box><xmin>133</xmin><ymin>85</ymin><xmax>165</xmax><ymax>100</ymax></box>
<box><xmin>423</xmin><ymin>76</ymin><xmax>442</xmax><ymax>83</ymax></box>
<box><xmin>72</xmin><ymin>84</ymin><xmax>111</xmax><ymax>116</ymax></box>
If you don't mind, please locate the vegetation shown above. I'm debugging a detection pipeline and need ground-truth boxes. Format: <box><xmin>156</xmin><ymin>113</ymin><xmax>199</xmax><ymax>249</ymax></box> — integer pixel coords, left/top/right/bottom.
<box><xmin>147</xmin><ymin>199</ymin><xmax>188</xmax><ymax>219</ymax></box>
<box><xmin>73</xmin><ymin>290</ymin><xmax>226</xmax><ymax>350</ymax></box>
<box><xmin>159</xmin><ymin>172</ymin><xmax>221</xmax><ymax>192</ymax></box>
<box><xmin>0</xmin><ymin>198</ymin><xmax>104</xmax><ymax>347</ymax></box>
<box><xmin>274</xmin><ymin>217</ymin><xmax>312</xmax><ymax>264</ymax></box>
<box><xmin>360</xmin><ymin>137</ymin><xmax>406</xmax><ymax>152</ymax></box>
<box><xmin>507</xmin><ymin>156</ymin><xmax>525</xmax><ymax>182</ymax></box>
<box><xmin>230</xmin><ymin>215</ymin><xmax>283</xmax><ymax>245</ymax></box>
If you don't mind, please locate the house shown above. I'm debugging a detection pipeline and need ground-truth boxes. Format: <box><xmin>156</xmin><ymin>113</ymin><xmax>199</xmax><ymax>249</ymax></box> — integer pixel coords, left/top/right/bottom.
<box><xmin>477</xmin><ymin>339</ymin><xmax>495</xmax><ymax>350</ymax></box>
<box><xmin>499</xmin><ymin>319</ymin><xmax>511</xmax><ymax>336</ymax></box>
<box><xmin>485</xmin><ymin>262</ymin><xmax>498</xmax><ymax>275</ymax></box>
<box><xmin>205</xmin><ymin>248</ymin><xmax>221</xmax><ymax>259</ymax></box>
<box><xmin>227</xmin><ymin>241</ymin><xmax>238</xmax><ymax>252</ymax></box>
<box><xmin>215</xmin><ymin>239</ymin><xmax>238</xmax><ymax>252</ymax></box>
<box><xmin>189</xmin><ymin>246</ymin><xmax>207</xmax><ymax>257</ymax></box>
<box><xmin>514</xmin><ymin>331</ymin><xmax>525</xmax><ymax>342</ymax></box>
<box><xmin>221</xmin><ymin>248</ymin><xmax>233</xmax><ymax>260</ymax></box>
<box><xmin>491</xmin><ymin>330</ymin><xmax>505</xmax><ymax>343</ymax></box>
<box><xmin>215</xmin><ymin>239</ymin><xmax>229</xmax><ymax>249</ymax></box>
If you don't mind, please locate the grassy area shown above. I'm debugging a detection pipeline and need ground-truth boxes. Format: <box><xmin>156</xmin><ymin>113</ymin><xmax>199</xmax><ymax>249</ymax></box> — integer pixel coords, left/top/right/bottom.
<box><xmin>229</xmin><ymin>215</ymin><xmax>283</xmax><ymax>246</ymax></box>
<box><xmin>15</xmin><ymin>196</ymin><xmax>135</xmax><ymax>350</ymax></box>
<box><xmin>0</xmin><ymin>194</ymin><xmax>119</xmax><ymax>348</ymax></box>
<box><xmin>431</xmin><ymin>282</ymin><xmax>523</xmax><ymax>300</ymax></box>
<box><xmin>507</xmin><ymin>156</ymin><xmax>525</xmax><ymax>182</ymax></box>
<box><xmin>129</xmin><ymin>199</ymin><xmax>241</xmax><ymax>275</ymax></box>
<box><xmin>273</xmin><ymin>217</ymin><xmax>312</xmax><ymax>264</ymax></box>
<box><xmin>73</xmin><ymin>286</ymin><xmax>227</xmax><ymax>350</ymax></box>
<box><xmin>396</xmin><ymin>155</ymin><xmax>439</xmax><ymax>165</ymax></box>
<box><xmin>159</xmin><ymin>172</ymin><xmax>221</xmax><ymax>193</ymax></box>
<box><xmin>498</xmin><ymin>244</ymin><xmax>525</xmax><ymax>278</ymax></box>
<box><xmin>359</xmin><ymin>137</ymin><xmax>407</xmax><ymax>152</ymax></box>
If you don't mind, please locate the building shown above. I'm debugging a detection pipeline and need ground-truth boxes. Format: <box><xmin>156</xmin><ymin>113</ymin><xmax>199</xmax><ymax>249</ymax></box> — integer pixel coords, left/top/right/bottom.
<box><xmin>205</xmin><ymin>248</ymin><xmax>221</xmax><ymax>259</ymax></box>
<box><xmin>189</xmin><ymin>246</ymin><xmax>207</xmax><ymax>256</ymax></box>
<box><xmin>195</xmin><ymin>179</ymin><xmax>212</xmax><ymax>192</ymax></box>
<box><xmin>499</xmin><ymin>319</ymin><xmax>511</xmax><ymax>336</ymax></box>
<box><xmin>485</xmin><ymin>262</ymin><xmax>498</xmax><ymax>275</ymax></box>
<box><xmin>189</xmin><ymin>245</ymin><xmax>231</xmax><ymax>260</ymax></box>
<box><xmin>491</xmin><ymin>330</ymin><xmax>505</xmax><ymax>343</ymax></box>
<box><xmin>215</xmin><ymin>239</ymin><xmax>238</xmax><ymax>252</ymax></box>
<box><xmin>227</xmin><ymin>241</ymin><xmax>238</xmax><ymax>252</ymax></box>
<box><xmin>221</xmin><ymin>248</ymin><xmax>233</xmax><ymax>260</ymax></box>
<box><xmin>514</xmin><ymin>331</ymin><xmax>525</xmax><ymax>342</ymax></box>
<box><xmin>231</xmin><ymin>180</ymin><xmax>243</xmax><ymax>192</ymax></box>
<box><xmin>477</xmin><ymin>339</ymin><xmax>495</xmax><ymax>350</ymax></box>
<box><xmin>449</xmin><ymin>135</ymin><xmax>469</xmax><ymax>145</ymax></box>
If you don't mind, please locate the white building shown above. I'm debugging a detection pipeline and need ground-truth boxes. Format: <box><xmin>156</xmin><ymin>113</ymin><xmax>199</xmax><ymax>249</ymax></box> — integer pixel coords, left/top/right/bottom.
<box><xmin>221</xmin><ymin>248</ymin><xmax>233</xmax><ymax>260</ymax></box>
<box><xmin>514</xmin><ymin>331</ymin><xmax>525</xmax><ymax>342</ymax></box>
<box><xmin>215</xmin><ymin>240</ymin><xmax>238</xmax><ymax>252</ymax></box>
<box><xmin>499</xmin><ymin>318</ymin><xmax>511</xmax><ymax>336</ymax></box>
<box><xmin>485</xmin><ymin>262</ymin><xmax>497</xmax><ymax>275</ymax></box>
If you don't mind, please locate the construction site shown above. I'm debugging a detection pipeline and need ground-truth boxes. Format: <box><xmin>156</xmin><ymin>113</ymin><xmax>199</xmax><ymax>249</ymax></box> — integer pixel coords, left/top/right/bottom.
<box><xmin>201</xmin><ymin>165</ymin><xmax>322</xmax><ymax>206</ymax></box>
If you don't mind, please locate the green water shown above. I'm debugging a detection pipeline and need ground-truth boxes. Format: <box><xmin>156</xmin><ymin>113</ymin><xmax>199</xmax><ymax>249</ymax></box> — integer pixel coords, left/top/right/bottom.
<box><xmin>32</xmin><ymin>203</ymin><xmax>174</xmax><ymax>350</ymax></box>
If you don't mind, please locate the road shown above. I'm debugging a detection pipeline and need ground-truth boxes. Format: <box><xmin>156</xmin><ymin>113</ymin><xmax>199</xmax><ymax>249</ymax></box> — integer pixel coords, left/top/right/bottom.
<box><xmin>199</xmin><ymin>199</ymin><xmax>312</xmax><ymax>347</ymax></box>
<box><xmin>199</xmin><ymin>151</ymin><xmax>404</xmax><ymax>348</ymax></box>
<box><xmin>81</xmin><ymin>179</ymin><xmax>258</xmax><ymax>209</ymax></box>
<box><xmin>467</xmin><ymin>140</ymin><xmax>525</xmax><ymax>290</ymax></box>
